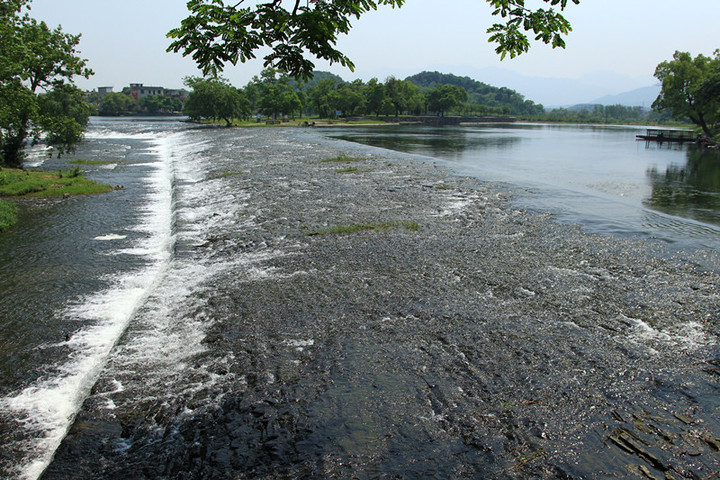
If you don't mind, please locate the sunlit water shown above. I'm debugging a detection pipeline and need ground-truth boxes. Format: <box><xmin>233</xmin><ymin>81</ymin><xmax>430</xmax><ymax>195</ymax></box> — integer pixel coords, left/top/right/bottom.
<box><xmin>0</xmin><ymin>119</ymin><xmax>718</xmax><ymax>478</ymax></box>
<box><xmin>326</xmin><ymin>123</ymin><xmax>720</xmax><ymax>251</ymax></box>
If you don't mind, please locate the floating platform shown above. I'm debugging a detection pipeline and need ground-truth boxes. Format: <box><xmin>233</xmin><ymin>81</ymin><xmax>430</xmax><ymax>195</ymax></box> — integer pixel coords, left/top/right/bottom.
<box><xmin>636</xmin><ymin>128</ymin><xmax>696</xmax><ymax>143</ymax></box>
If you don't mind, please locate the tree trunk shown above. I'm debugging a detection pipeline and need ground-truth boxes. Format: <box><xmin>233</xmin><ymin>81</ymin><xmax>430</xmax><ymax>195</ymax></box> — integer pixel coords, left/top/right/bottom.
<box><xmin>696</xmin><ymin>113</ymin><xmax>713</xmax><ymax>137</ymax></box>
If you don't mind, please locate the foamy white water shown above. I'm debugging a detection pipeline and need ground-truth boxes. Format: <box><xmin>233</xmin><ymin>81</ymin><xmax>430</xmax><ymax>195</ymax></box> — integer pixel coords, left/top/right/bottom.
<box><xmin>0</xmin><ymin>129</ymin><xmax>180</xmax><ymax>480</ymax></box>
<box><xmin>76</xmin><ymin>129</ymin><xmax>293</xmax><ymax>442</ymax></box>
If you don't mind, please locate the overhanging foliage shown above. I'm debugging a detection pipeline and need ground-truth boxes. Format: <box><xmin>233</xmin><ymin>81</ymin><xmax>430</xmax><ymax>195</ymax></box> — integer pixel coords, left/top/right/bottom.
<box><xmin>168</xmin><ymin>0</ymin><xmax>580</xmax><ymax>80</ymax></box>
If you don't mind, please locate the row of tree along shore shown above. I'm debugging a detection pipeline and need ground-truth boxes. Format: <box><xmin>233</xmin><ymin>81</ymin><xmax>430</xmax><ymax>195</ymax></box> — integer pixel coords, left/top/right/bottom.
<box><xmin>92</xmin><ymin>69</ymin><xmax>676</xmax><ymax>127</ymax></box>
<box><xmin>93</xmin><ymin>66</ymin><xmax>713</xmax><ymax>138</ymax></box>
<box><xmin>93</xmin><ymin>70</ymin><xmax>541</xmax><ymax>123</ymax></box>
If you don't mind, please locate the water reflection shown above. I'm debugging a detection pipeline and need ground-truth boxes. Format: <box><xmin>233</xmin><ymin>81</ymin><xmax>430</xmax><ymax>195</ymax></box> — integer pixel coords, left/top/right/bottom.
<box><xmin>325</xmin><ymin>124</ymin><xmax>720</xmax><ymax>249</ymax></box>
<box><xmin>645</xmin><ymin>147</ymin><xmax>720</xmax><ymax>226</ymax></box>
<box><xmin>333</xmin><ymin>125</ymin><xmax>521</xmax><ymax>159</ymax></box>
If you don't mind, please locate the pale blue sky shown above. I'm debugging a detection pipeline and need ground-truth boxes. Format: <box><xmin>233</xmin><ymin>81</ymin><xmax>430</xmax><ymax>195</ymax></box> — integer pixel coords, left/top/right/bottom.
<box><xmin>28</xmin><ymin>0</ymin><xmax>720</xmax><ymax>102</ymax></box>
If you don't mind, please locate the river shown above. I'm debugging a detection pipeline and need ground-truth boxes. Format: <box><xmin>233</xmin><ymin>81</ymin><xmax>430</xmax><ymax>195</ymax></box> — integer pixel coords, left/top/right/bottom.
<box><xmin>0</xmin><ymin>119</ymin><xmax>718</xmax><ymax>479</ymax></box>
<box><xmin>325</xmin><ymin>123</ymin><xmax>720</xmax><ymax>252</ymax></box>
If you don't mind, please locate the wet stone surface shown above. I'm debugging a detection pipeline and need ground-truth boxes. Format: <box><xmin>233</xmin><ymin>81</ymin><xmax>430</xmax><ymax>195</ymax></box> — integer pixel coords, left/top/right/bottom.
<box><xmin>44</xmin><ymin>128</ymin><xmax>720</xmax><ymax>479</ymax></box>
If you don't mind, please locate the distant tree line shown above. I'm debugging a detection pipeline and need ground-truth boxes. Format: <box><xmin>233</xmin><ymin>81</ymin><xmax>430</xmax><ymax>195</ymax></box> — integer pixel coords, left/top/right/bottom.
<box><xmin>90</xmin><ymin>54</ymin><xmax>717</xmax><ymax>136</ymax></box>
<box><xmin>86</xmin><ymin>89</ymin><xmax>184</xmax><ymax>117</ymax></box>
<box><xmin>179</xmin><ymin>69</ymin><xmax>554</xmax><ymax>124</ymax></box>
<box><xmin>530</xmin><ymin>104</ymin><xmax>665</xmax><ymax>124</ymax></box>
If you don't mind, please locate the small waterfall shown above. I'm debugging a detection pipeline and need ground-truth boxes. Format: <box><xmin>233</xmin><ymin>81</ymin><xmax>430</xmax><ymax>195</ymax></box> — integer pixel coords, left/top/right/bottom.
<box><xmin>0</xmin><ymin>129</ymin><xmax>179</xmax><ymax>480</ymax></box>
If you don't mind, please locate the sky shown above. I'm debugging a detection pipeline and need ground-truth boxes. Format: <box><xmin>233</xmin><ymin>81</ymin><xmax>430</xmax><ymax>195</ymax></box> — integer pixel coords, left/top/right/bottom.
<box><xmin>27</xmin><ymin>0</ymin><xmax>720</xmax><ymax>105</ymax></box>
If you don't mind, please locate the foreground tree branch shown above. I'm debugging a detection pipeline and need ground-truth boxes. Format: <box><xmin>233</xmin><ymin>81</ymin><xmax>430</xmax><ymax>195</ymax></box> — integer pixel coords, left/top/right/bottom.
<box><xmin>167</xmin><ymin>0</ymin><xmax>580</xmax><ymax>80</ymax></box>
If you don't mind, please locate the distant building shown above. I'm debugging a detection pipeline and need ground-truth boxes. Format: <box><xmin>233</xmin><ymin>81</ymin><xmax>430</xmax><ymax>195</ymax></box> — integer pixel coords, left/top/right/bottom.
<box><xmin>97</xmin><ymin>86</ymin><xmax>113</xmax><ymax>98</ymax></box>
<box><xmin>129</xmin><ymin>83</ymin><xmax>162</xmax><ymax>100</ymax></box>
<box><xmin>129</xmin><ymin>83</ymin><xmax>188</xmax><ymax>101</ymax></box>
<box><xmin>164</xmin><ymin>88</ymin><xmax>189</xmax><ymax>101</ymax></box>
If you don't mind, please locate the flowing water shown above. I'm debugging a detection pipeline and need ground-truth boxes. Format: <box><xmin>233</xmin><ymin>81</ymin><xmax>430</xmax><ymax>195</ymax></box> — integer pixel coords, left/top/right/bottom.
<box><xmin>0</xmin><ymin>118</ymin><xmax>181</xmax><ymax>478</ymax></box>
<box><xmin>0</xmin><ymin>119</ymin><xmax>719</xmax><ymax>479</ymax></box>
<box><xmin>327</xmin><ymin>123</ymin><xmax>720</xmax><ymax>251</ymax></box>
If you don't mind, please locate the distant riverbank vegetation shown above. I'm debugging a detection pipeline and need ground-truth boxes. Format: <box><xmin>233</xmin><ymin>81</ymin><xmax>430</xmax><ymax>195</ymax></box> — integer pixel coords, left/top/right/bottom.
<box><xmin>91</xmin><ymin>70</ymin><xmax>546</xmax><ymax>120</ymax></box>
<box><xmin>139</xmin><ymin>69</ymin><xmax>690</xmax><ymax>130</ymax></box>
<box><xmin>84</xmin><ymin>66</ymin><xmax>706</xmax><ymax>134</ymax></box>
<box><xmin>524</xmin><ymin>104</ymin><xmax>677</xmax><ymax>125</ymax></box>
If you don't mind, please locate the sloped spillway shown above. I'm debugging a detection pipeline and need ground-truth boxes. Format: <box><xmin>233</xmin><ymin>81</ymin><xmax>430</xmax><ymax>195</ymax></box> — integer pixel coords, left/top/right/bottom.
<box><xmin>1</xmin><ymin>122</ymin><xmax>719</xmax><ymax>479</ymax></box>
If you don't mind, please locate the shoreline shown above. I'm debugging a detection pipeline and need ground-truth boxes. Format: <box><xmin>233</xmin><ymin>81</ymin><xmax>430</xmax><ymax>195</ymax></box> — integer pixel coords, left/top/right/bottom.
<box><xmin>44</xmin><ymin>128</ymin><xmax>720</xmax><ymax>479</ymax></box>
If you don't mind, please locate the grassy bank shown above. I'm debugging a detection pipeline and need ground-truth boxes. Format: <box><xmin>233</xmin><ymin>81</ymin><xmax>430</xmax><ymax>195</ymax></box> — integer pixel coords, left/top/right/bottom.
<box><xmin>0</xmin><ymin>168</ymin><xmax>112</xmax><ymax>232</ymax></box>
<box><xmin>0</xmin><ymin>168</ymin><xmax>112</xmax><ymax>197</ymax></box>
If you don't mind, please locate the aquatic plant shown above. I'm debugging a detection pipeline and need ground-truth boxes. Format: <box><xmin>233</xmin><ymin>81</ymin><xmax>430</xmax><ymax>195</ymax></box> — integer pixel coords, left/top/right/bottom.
<box><xmin>308</xmin><ymin>220</ymin><xmax>419</xmax><ymax>235</ymax></box>
<box><xmin>321</xmin><ymin>155</ymin><xmax>365</xmax><ymax>163</ymax></box>
<box><xmin>0</xmin><ymin>200</ymin><xmax>18</xmax><ymax>232</ymax></box>
<box><xmin>69</xmin><ymin>159</ymin><xmax>116</xmax><ymax>165</ymax></box>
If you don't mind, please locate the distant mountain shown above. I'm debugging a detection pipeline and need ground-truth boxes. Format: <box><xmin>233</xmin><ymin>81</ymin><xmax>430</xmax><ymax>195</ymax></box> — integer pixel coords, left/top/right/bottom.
<box><xmin>305</xmin><ymin>68</ymin><xmax>660</xmax><ymax>113</ymax></box>
<box><xmin>405</xmin><ymin>66</ymin><xmax>657</xmax><ymax>107</ymax></box>
<box><xmin>586</xmin><ymin>85</ymin><xmax>661</xmax><ymax>108</ymax></box>
<box><xmin>293</xmin><ymin>71</ymin><xmax>345</xmax><ymax>89</ymax></box>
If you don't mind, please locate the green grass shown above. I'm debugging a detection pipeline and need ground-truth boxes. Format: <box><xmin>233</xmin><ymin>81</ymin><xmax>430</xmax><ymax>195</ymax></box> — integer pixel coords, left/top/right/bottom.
<box><xmin>69</xmin><ymin>159</ymin><xmax>116</xmax><ymax>165</ymax></box>
<box><xmin>321</xmin><ymin>155</ymin><xmax>366</xmax><ymax>163</ymax></box>
<box><xmin>0</xmin><ymin>168</ymin><xmax>112</xmax><ymax>197</ymax></box>
<box><xmin>336</xmin><ymin>167</ymin><xmax>361</xmax><ymax>173</ymax></box>
<box><xmin>0</xmin><ymin>200</ymin><xmax>18</xmax><ymax>232</ymax></box>
<box><xmin>218</xmin><ymin>171</ymin><xmax>242</xmax><ymax>178</ymax></box>
<box><xmin>308</xmin><ymin>220</ymin><xmax>419</xmax><ymax>236</ymax></box>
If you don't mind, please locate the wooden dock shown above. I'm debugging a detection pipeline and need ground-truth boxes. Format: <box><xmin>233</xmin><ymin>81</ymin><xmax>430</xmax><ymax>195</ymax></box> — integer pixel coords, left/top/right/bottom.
<box><xmin>636</xmin><ymin>128</ymin><xmax>696</xmax><ymax>143</ymax></box>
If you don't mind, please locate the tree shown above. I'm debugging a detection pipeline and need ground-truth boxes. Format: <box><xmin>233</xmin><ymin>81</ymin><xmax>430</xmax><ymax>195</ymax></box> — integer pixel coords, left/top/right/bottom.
<box><xmin>253</xmin><ymin>68</ymin><xmax>303</xmax><ymax>119</ymax></box>
<box><xmin>427</xmin><ymin>84</ymin><xmax>468</xmax><ymax>116</ymax></box>
<box><xmin>98</xmin><ymin>92</ymin><xmax>136</xmax><ymax>116</ymax></box>
<box><xmin>333</xmin><ymin>81</ymin><xmax>366</xmax><ymax>117</ymax></box>
<box><xmin>38</xmin><ymin>84</ymin><xmax>92</xmax><ymax>147</ymax></box>
<box><xmin>384</xmin><ymin>77</ymin><xmax>422</xmax><ymax>117</ymax></box>
<box><xmin>183</xmin><ymin>77</ymin><xmax>250</xmax><ymax>126</ymax></box>
<box><xmin>0</xmin><ymin>0</ymin><xmax>93</xmax><ymax>167</ymax></box>
<box><xmin>653</xmin><ymin>50</ymin><xmax>720</xmax><ymax>138</ymax></box>
<box><xmin>167</xmin><ymin>0</ymin><xmax>580</xmax><ymax>80</ymax></box>
<box><xmin>365</xmin><ymin>78</ymin><xmax>386</xmax><ymax>117</ymax></box>
<box><xmin>307</xmin><ymin>78</ymin><xmax>340</xmax><ymax>118</ymax></box>
<box><xmin>141</xmin><ymin>94</ymin><xmax>182</xmax><ymax>114</ymax></box>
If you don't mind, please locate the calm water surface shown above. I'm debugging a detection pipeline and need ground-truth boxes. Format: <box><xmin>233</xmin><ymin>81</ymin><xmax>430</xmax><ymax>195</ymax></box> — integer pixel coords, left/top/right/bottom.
<box><xmin>326</xmin><ymin>123</ymin><xmax>720</xmax><ymax>251</ymax></box>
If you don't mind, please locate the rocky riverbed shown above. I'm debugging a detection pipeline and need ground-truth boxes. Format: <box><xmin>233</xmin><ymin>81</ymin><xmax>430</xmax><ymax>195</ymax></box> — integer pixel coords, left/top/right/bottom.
<box><xmin>42</xmin><ymin>128</ymin><xmax>720</xmax><ymax>479</ymax></box>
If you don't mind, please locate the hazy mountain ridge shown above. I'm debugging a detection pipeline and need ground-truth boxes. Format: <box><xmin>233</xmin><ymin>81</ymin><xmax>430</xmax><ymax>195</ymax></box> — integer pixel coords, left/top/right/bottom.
<box><xmin>387</xmin><ymin>65</ymin><xmax>658</xmax><ymax>107</ymax></box>
<box><xmin>586</xmin><ymin>85</ymin><xmax>661</xmax><ymax>108</ymax></box>
<box><xmin>313</xmin><ymin>67</ymin><xmax>660</xmax><ymax>110</ymax></box>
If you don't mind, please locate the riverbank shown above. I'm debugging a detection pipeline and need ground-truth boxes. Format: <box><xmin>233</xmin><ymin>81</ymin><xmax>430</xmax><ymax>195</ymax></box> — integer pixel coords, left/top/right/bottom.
<box><xmin>0</xmin><ymin>168</ymin><xmax>112</xmax><ymax>232</ymax></box>
<box><xmin>41</xmin><ymin>127</ymin><xmax>720</xmax><ymax>479</ymax></box>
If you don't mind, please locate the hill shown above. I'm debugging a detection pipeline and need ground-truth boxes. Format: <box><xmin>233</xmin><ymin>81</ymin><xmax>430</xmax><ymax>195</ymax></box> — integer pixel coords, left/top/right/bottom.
<box><xmin>404</xmin><ymin>71</ymin><xmax>543</xmax><ymax>115</ymax></box>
